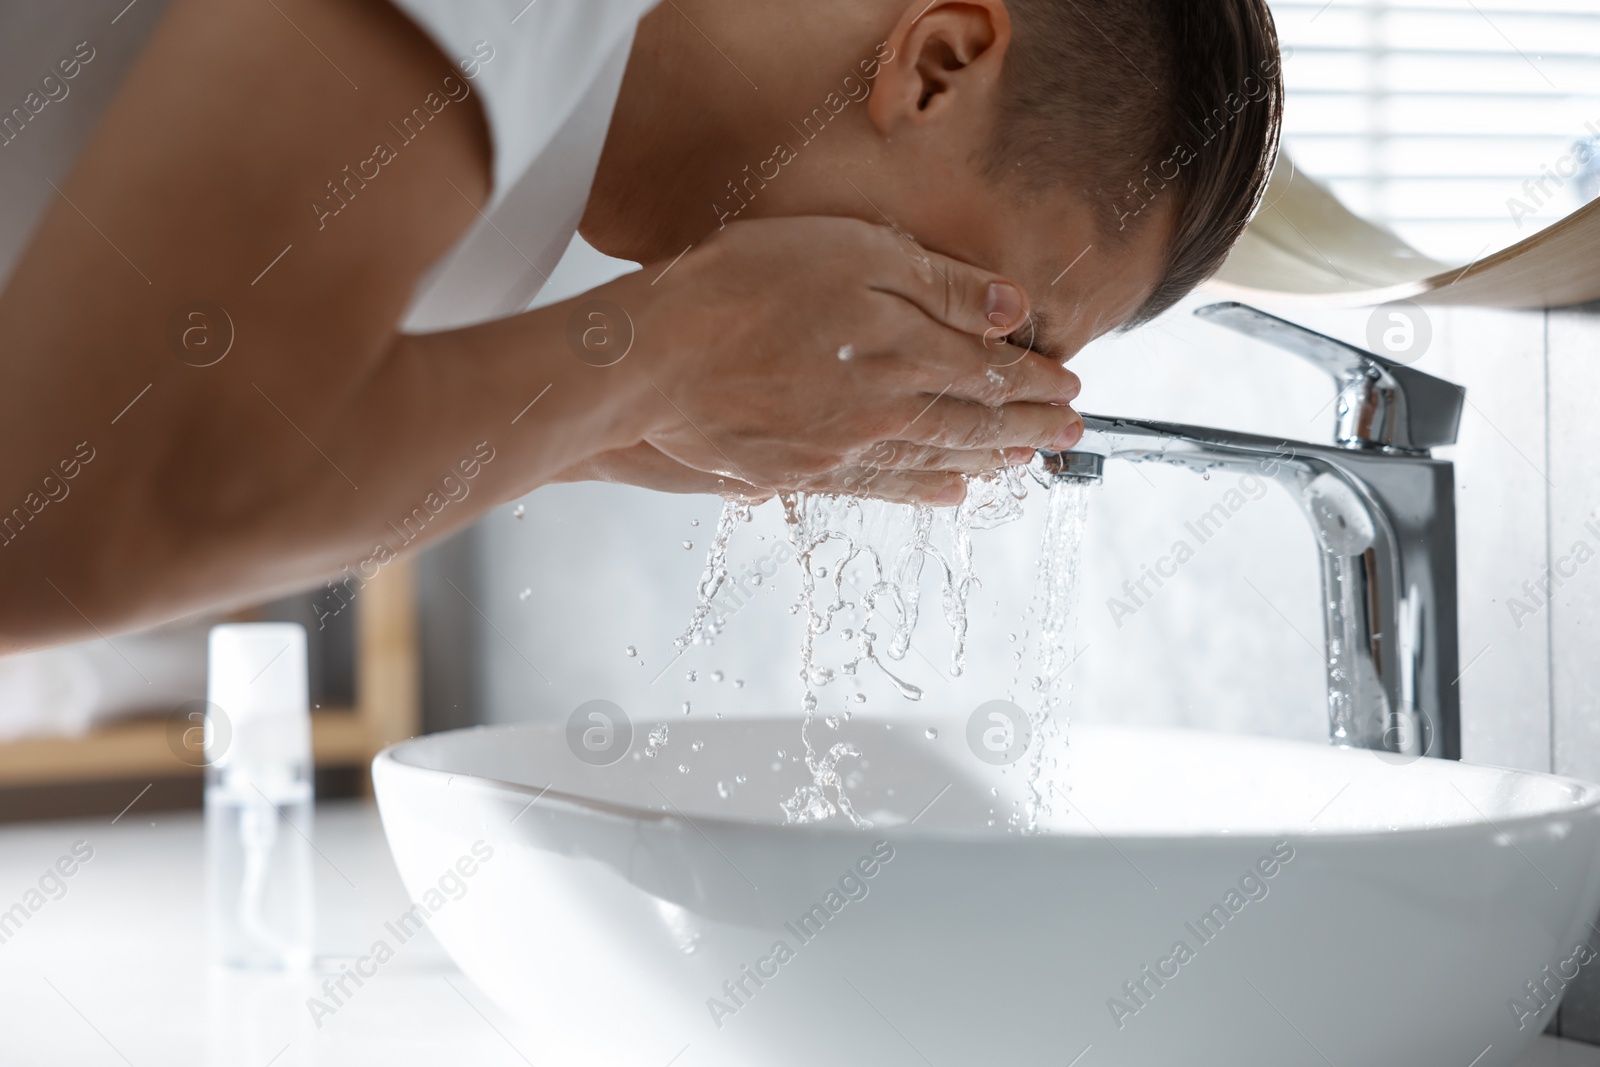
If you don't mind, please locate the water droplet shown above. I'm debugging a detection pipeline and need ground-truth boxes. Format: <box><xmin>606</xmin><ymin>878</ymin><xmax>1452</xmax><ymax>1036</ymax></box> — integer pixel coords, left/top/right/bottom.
<box><xmin>825</xmin><ymin>715</ymin><xmax>841</xmax><ymax>729</ymax></box>
<box><xmin>691</xmin><ymin>740</ymin><xmax>705</xmax><ymax>752</ymax></box>
<box><xmin>681</xmin><ymin>701</ymin><xmax>692</xmax><ymax>716</ymax></box>
<box><xmin>519</xmin><ymin>588</ymin><xmax>532</xmax><ymax>601</ymax></box>
<box><xmin>512</xmin><ymin>504</ymin><xmax>526</xmax><ymax>520</ymax></box>
<box><xmin>734</xmin><ymin>679</ymin><xmax>745</xmax><ymax>689</ymax></box>
<box><xmin>686</xmin><ymin>670</ymin><xmax>698</xmax><ymax>682</ymax></box>
<box><xmin>683</xmin><ymin>540</ymin><xmax>694</xmax><ymax>550</ymax></box>
<box><xmin>717</xmin><ymin>781</ymin><xmax>731</xmax><ymax>799</ymax></box>
<box><xmin>645</xmin><ymin>724</ymin><xmax>669</xmax><ymax>757</ymax></box>
<box><xmin>625</xmin><ymin>645</ymin><xmax>638</xmax><ymax>657</ymax></box>
<box><xmin>690</xmin><ymin>518</ymin><xmax>701</xmax><ymax>527</ymax></box>
<box><xmin>711</xmin><ymin>670</ymin><xmax>725</xmax><ymax>683</ymax></box>
<box><xmin>678</xmin><ymin>764</ymin><xmax>689</xmax><ymax>774</ymax></box>
<box><xmin>925</xmin><ymin>727</ymin><xmax>939</xmax><ymax>740</ymax></box>
<box><xmin>735</xmin><ymin>775</ymin><xmax>748</xmax><ymax>784</ymax></box>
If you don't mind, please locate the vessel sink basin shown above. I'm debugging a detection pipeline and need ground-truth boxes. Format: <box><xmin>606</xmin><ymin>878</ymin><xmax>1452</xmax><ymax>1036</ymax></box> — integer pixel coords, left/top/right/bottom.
<box><xmin>373</xmin><ymin>720</ymin><xmax>1600</xmax><ymax>1067</ymax></box>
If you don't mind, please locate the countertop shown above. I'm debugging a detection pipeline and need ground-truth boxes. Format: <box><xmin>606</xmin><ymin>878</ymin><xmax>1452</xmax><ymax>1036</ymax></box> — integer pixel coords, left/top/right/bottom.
<box><xmin>0</xmin><ymin>801</ymin><xmax>541</xmax><ymax>1066</ymax></box>
<box><xmin>1</xmin><ymin>800</ymin><xmax>1597</xmax><ymax>1066</ymax></box>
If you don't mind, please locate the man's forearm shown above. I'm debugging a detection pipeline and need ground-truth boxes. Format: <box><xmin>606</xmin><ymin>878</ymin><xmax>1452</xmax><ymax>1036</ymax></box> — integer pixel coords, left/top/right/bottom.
<box><xmin>0</xmin><ymin>286</ymin><xmax>660</xmax><ymax>652</ymax></box>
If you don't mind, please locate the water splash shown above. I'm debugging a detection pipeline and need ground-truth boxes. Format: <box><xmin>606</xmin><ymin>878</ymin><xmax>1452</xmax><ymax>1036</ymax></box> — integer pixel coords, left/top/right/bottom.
<box><xmin>676</xmin><ymin>500</ymin><xmax>752</xmax><ymax>653</ymax></box>
<box><xmin>775</xmin><ymin>469</ymin><xmax>1033</xmax><ymax>825</ymax></box>
<box><xmin>665</xmin><ymin>462</ymin><xmax>1079</xmax><ymax>829</ymax></box>
<box><xmin>777</xmin><ymin>494</ymin><xmax>874</xmax><ymax>826</ymax></box>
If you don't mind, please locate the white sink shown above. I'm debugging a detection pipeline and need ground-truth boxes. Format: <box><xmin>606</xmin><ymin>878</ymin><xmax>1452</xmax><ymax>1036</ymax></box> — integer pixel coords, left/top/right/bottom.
<box><xmin>373</xmin><ymin>720</ymin><xmax>1600</xmax><ymax>1067</ymax></box>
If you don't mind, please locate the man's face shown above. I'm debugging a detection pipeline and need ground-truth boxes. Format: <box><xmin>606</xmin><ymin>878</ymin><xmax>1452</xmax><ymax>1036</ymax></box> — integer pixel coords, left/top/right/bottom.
<box><xmin>585</xmin><ymin>0</ymin><xmax>1174</xmax><ymax>361</ymax></box>
<box><xmin>659</xmin><ymin>158</ymin><xmax>1172</xmax><ymax>364</ymax></box>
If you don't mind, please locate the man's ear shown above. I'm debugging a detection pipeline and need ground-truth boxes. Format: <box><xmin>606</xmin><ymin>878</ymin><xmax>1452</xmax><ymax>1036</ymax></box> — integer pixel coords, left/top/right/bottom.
<box><xmin>867</xmin><ymin>0</ymin><xmax>1011</xmax><ymax>133</ymax></box>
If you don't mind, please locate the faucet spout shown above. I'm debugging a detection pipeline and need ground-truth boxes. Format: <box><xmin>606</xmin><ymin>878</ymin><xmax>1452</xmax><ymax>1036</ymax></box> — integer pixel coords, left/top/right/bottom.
<box><xmin>1053</xmin><ymin>413</ymin><xmax>1460</xmax><ymax>759</ymax></box>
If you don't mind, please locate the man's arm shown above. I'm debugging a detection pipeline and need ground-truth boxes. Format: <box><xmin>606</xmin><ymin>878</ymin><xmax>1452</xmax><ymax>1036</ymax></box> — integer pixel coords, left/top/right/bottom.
<box><xmin>0</xmin><ymin>0</ymin><xmax>618</xmax><ymax>650</ymax></box>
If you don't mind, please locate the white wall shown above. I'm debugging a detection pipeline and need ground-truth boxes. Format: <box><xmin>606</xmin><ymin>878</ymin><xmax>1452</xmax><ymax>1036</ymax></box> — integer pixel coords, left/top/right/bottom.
<box><xmin>471</xmin><ymin>238</ymin><xmax>1581</xmax><ymax>775</ymax></box>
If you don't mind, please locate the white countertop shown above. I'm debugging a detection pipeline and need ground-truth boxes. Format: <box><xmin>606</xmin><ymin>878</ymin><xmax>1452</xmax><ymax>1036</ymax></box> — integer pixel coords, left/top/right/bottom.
<box><xmin>0</xmin><ymin>801</ymin><xmax>543</xmax><ymax>1066</ymax></box>
<box><xmin>1</xmin><ymin>800</ymin><xmax>1597</xmax><ymax>1066</ymax></box>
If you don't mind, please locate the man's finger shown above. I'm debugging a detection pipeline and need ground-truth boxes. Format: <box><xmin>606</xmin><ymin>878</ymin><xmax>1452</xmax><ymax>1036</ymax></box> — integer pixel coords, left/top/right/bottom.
<box><xmin>860</xmin><ymin>222</ymin><xmax>1031</xmax><ymax>340</ymax></box>
<box><xmin>860</xmin><ymin>443</ymin><xmax>1035</xmax><ymax>474</ymax></box>
<box><xmin>864</xmin><ymin>323</ymin><xmax>1080</xmax><ymax>407</ymax></box>
<box><xmin>899</xmin><ymin>397</ymin><xmax>1084</xmax><ymax>452</ymax></box>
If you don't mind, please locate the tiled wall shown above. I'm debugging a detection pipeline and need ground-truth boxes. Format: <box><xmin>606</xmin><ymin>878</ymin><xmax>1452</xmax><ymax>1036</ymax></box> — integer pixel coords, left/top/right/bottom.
<box><xmin>1546</xmin><ymin>304</ymin><xmax>1600</xmax><ymax>1043</ymax></box>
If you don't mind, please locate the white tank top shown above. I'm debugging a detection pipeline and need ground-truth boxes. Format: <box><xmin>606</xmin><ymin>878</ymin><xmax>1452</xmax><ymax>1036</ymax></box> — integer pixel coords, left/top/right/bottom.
<box><xmin>0</xmin><ymin>0</ymin><xmax>660</xmax><ymax>332</ymax></box>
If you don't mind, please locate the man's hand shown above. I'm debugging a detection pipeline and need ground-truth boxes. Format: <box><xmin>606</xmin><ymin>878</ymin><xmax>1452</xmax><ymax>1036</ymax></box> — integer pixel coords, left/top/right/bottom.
<box><xmin>598</xmin><ymin>216</ymin><xmax>1081</xmax><ymax>503</ymax></box>
<box><xmin>553</xmin><ymin>443</ymin><xmax>768</xmax><ymax>500</ymax></box>
<box><xmin>555</xmin><ymin>440</ymin><xmax>1036</xmax><ymax>505</ymax></box>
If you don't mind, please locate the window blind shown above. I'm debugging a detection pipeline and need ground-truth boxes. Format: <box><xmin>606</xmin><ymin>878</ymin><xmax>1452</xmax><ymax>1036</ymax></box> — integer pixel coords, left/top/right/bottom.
<box><xmin>1269</xmin><ymin>0</ymin><xmax>1600</xmax><ymax>262</ymax></box>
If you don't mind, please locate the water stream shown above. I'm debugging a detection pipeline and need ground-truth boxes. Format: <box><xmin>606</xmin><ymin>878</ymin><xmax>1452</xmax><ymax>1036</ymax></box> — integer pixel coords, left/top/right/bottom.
<box><xmin>1016</xmin><ymin>476</ymin><xmax>1091</xmax><ymax>829</ymax></box>
<box><xmin>675</xmin><ymin>462</ymin><xmax>1091</xmax><ymax>828</ymax></box>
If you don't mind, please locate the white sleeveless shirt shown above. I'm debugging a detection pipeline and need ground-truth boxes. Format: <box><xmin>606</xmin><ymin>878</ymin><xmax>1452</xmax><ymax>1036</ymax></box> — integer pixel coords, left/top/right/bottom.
<box><xmin>0</xmin><ymin>0</ymin><xmax>660</xmax><ymax>331</ymax></box>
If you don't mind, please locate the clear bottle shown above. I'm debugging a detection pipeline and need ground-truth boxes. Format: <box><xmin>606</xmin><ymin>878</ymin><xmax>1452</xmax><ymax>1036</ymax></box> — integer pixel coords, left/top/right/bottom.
<box><xmin>204</xmin><ymin>623</ymin><xmax>314</xmax><ymax>970</ymax></box>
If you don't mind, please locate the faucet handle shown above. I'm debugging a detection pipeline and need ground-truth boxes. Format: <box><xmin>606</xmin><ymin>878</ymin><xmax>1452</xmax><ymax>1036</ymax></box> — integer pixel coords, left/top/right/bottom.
<box><xmin>1195</xmin><ymin>302</ymin><xmax>1464</xmax><ymax>454</ymax></box>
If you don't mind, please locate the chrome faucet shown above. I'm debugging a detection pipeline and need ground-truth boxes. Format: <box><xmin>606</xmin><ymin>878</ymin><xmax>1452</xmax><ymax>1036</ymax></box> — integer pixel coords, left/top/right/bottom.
<box><xmin>1046</xmin><ymin>302</ymin><xmax>1466</xmax><ymax>759</ymax></box>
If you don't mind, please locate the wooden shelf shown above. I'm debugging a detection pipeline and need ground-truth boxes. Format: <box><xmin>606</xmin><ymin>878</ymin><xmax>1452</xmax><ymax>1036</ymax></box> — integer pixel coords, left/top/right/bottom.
<box><xmin>0</xmin><ymin>708</ymin><xmax>373</xmax><ymax>787</ymax></box>
<box><xmin>0</xmin><ymin>558</ymin><xmax>419</xmax><ymax>789</ymax></box>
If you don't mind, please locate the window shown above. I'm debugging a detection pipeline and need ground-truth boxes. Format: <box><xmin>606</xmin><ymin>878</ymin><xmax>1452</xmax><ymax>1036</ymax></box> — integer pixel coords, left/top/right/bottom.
<box><xmin>1270</xmin><ymin>0</ymin><xmax>1600</xmax><ymax>262</ymax></box>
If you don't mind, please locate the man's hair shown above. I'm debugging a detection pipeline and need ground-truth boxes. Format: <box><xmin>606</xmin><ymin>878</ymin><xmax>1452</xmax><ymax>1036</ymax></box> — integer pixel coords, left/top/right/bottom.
<box><xmin>988</xmin><ymin>0</ymin><xmax>1284</xmax><ymax>326</ymax></box>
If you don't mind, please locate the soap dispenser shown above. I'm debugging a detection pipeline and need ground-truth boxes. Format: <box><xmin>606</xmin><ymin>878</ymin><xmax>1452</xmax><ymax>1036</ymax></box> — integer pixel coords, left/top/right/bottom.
<box><xmin>204</xmin><ymin>623</ymin><xmax>315</xmax><ymax>970</ymax></box>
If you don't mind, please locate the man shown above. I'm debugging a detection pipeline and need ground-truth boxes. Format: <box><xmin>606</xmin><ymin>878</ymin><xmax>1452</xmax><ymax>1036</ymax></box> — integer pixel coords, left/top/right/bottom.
<box><xmin>0</xmin><ymin>0</ymin><xmax>1281</xmax><ymax>650</ymax></box>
